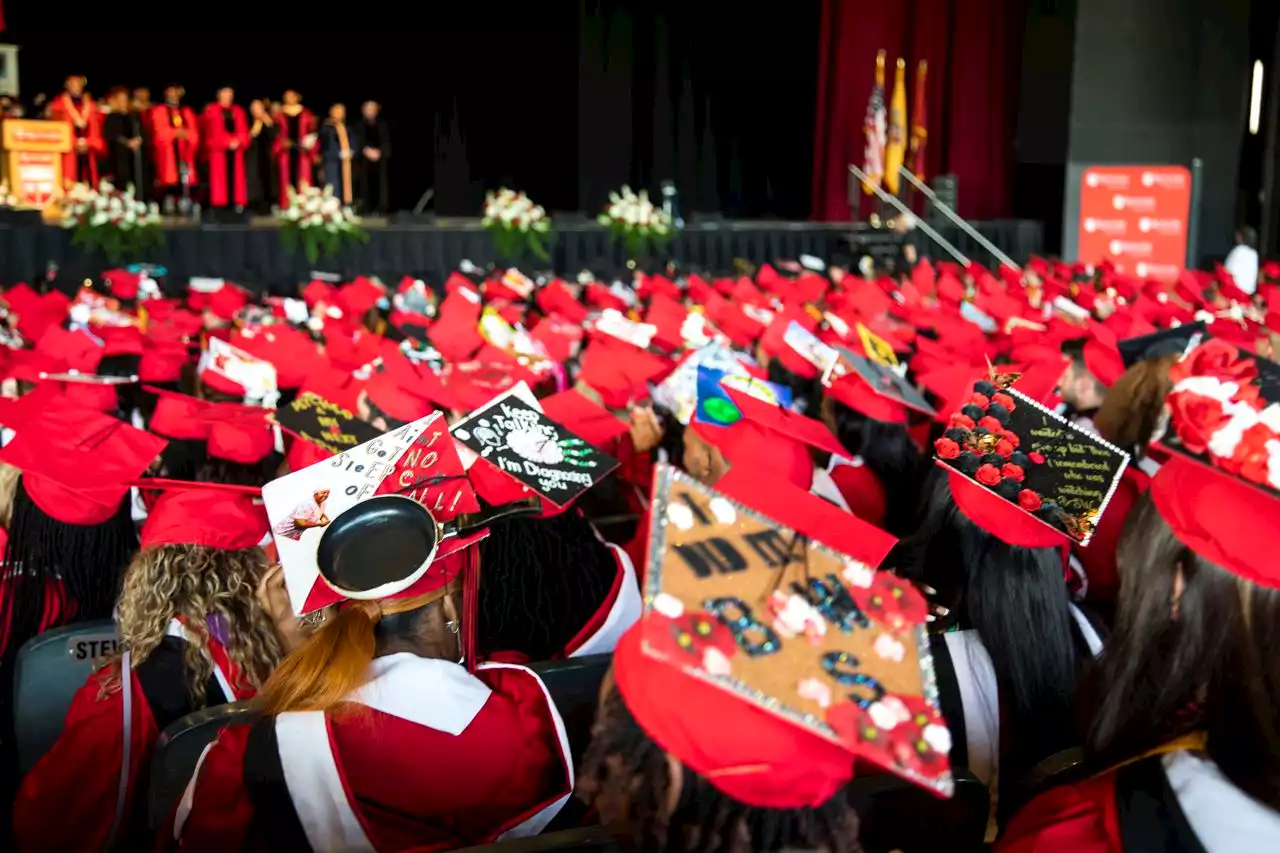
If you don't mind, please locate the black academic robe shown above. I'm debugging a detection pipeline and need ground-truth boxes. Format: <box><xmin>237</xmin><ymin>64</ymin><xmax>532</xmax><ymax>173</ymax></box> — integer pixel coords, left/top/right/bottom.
<box><xmin>246</xmin><ymin>118</ymin><xmax>278</xmax><ymax>212</ymax></box>
<box><xmin>318</xmin><ymin>121</ymin><xmax>355</xmax><ymax>205</ymax></box>
<box><xmin>102</xmin><ymin>110</ymin><xmax>148</xmax><ymax>192</ymax></box>
<box><xmin>355</xmin><ymin>117</ymin><xmax>391</xmax><ymax>213</ymax></box>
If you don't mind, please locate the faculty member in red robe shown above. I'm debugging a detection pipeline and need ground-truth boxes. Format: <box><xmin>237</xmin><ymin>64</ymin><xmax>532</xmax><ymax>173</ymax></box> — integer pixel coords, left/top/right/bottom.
<box><xmin>13</xmin><ymin>485</ymin><xmax>282</xmax><ymax>853</ymax></box>
<box><xmin>150</xmin><ymin>86</ymin><xmax>200</xmax><ymax>204</ymax></box>
<box><xmin>273</xmin><ymin>89</ymin><xmax>317</xmax><ymax>207</ymax></box>
<box><xmin>48</xmin><ymin>75</ymin><xmax>105</xmax><ymax>189</ymax></box>
<box><xmin>202</xmin><ymin>87</ymin><xmax>251</xmax><ymax>211</ymax></box>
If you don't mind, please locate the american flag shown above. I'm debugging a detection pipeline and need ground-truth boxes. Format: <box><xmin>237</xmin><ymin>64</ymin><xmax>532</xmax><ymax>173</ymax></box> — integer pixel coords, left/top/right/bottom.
<box><xmin>862</xmin><ymin>62</ymin><xmax>887</xmax><ymax>195</ymax></box>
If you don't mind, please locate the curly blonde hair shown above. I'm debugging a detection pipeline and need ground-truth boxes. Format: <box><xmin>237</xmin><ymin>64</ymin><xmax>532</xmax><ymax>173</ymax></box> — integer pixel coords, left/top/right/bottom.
<box><xmin>0</xmin><ymin>460</ymin><xmax>21</xmax><ymax>529</ymax></box>
<box><xmin>107</xmin><ymin>544</ymin><xmax>284</xmax><ymax>704</ymax></box>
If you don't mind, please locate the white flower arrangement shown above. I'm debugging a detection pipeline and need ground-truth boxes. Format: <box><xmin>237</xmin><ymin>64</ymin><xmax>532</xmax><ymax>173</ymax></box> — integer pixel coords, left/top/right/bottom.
<box><xmin>597</xmin><ymin>184</ymin><xmax>678</xmax><ymax>261</ymax></box>
<box><xmin>59</xmin><ymin>181</ymin><xmax>163</xmax><ymax>262</ymax></box>
<box><xmin>481</xmin><ymin>187</ymin><xmax>553</xmax><ymax>262</ymax></box>
<box><xmin>275</xmin><ymin>183</ymin><xmax>369</xmax><ymax>263</ymax></box>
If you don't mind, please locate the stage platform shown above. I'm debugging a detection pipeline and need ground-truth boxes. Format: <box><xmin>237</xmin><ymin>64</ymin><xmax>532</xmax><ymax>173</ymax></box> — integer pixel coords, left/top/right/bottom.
<box><xmin>0</xmin><ymin>217</ymin><xmax>1043</xmax><ymax>291</ymax></box>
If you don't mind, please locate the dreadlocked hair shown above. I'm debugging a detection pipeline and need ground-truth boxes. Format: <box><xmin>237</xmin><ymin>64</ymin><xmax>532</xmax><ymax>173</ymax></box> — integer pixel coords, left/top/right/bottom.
<box><xmin>829</xmin><ymin>400</ymin><xmax>921</xmax><ymax>536</ymax></box>
<box><xmin>578</xmin><ymin>686</ymin><xmax>863</xmax><ymax>853</ymax></box>
<box><xmin>477</xmin><ymin>507</ymin><xmax>617</xmax><ymax>660</ymax></box>
<box><xmin>106</xmin><ymin>544</ymin><xmax>283</xmax><ymax>704</ymax></box>
<box><xmin>1</xmin><ymin>476</ymin><xmax>138</xmax><ymax>660</ymax></box>
<box><xmin>196</xmin><ymin>453</ymin><xmax>283</xmax><ymax>489</ymax></box>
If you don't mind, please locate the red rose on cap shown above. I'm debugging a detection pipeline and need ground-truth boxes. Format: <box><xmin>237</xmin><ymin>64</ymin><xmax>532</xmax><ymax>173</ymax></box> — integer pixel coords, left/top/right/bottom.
<box><xmin>1028</xmin><ymin>451</ymin><xmax>1046</xmax><ymax>465</ymax></box>
<box><xmin>1170</xmin><ymin>339</ymin><xmax>1257</xmax><ymax>386</ymax></box>
<box><xmin>1018</xmin><ymin>490</ymin><xmax>1043</xmax><ymax>511</ymax></box>
<box><xmin>1223</xmin><ymin>422</ymin><xmax>1272</xmax><ymax>486</ymax></box>
<box><xmin>995</xmin><ymin>439</ymin><xmax>1015</xmax><ymax>457</ymax></box>
<box><xmin>1166</xmin><ymin>390</ymin><xmax>1229</xmax><ymax>455</ymax></box>
<box><xmin>975</xmin><ymin>464</ymin><xmax>1002</xmax><ymax>487</ymax></box>
<box><xmin>849</xmin><ymin>573</ymin><xmax>928</xmax><ymax>636</ymax></box>
<box><xmin>969</xmin><ymin>392</ymin><xmax>991</xmax><ymax>408</ymax></box>
<box><xmin>934</xmin><ymin>437</ymin><xmax>961</xmax><ymax>460</ymax></box>
<box><xmin>950</xmin><ymin>413</ymin><xmax>976</xmax><ymax>431</ymax></box>
<box><xmin>1000</xmin><ymin>430</ymin><xmax>1020</xmax><ymax>450</ymax></box>
<box><xmin>992</xmin><ymin>392</ymin><xmax>1015</xmax><ymax>411</ymax></box>
<box><xmin>1001</xmin><ymin>463</ymin><xmax>1025</xmax><ymax>482</ymax></box>
<box><xmin>651</xmin><ymin>604</ymin><xmax>738</xmax><ymax>672</ymax></box>
<box><xmin>977</xmin><ymin>416</ymin><xmax>1002</xmax><ymax>432</ymax></box>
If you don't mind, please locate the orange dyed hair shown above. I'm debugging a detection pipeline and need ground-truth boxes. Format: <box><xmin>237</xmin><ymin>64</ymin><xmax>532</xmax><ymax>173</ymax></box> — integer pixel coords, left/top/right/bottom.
<box><xmin>260</xmin><ymin>602</ymin><xmax>380</xmax><ymax>716</ymax></box>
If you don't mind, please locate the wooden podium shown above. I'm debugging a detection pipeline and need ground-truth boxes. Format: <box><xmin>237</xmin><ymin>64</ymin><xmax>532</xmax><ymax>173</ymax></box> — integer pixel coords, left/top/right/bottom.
<box><xmin>1</xmin><ymin>119</ymin><xmax>71</xmax><ymax>221</ymax></box>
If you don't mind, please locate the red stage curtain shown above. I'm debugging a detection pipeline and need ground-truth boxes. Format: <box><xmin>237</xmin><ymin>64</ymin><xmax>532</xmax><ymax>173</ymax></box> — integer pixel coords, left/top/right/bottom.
<box><xmin>811</xmin><ymin>0</ymin><xmax>1027</xmax><ymax>221</ymax></box>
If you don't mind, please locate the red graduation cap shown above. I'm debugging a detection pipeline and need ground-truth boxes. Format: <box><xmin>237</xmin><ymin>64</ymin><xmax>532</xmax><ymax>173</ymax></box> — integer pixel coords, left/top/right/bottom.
<box><xmin>338</xmin><ymin>276</ymin><xmax>385</xmax><ymax>318</ymax></box>
<box><xmin>139</xmin><ymin>481</ymin><xmax>268</xmax><ymax>551</ymax></box>
<box><xmin>205</xmin><ymin>283</ymin><xmax>250</xmax><ymax>321</ymax></box>
<box><xmin>102</xmin><ymin>269</ymin><xmax>141</xmax><ymax>300</ymax></box>
<box><xmin>578</xmin><ymin>340</ymin><xmax>670</xmax><ymax>409</ymax></box>
<box><xmin>759</xmin><ymin>308</ymin><xmax>821</xmax><ymax>380</ymax></box>
<box><xmin>826</xmin><ymin>370</ymin><xmax>909</xmax><ymax>424</ymax></box>
<box><xmin>0</xmin><ymin>402</ymin><xmax>168</xmax><ymax>525</ymax></box>
<box><xmin>204</xmin><ymin>403</ymin><xmax>275</xmax><ymax>464</ymax></box>
<box><xmin>535</xmin><ymin>280</ymin><xmax>589</xmax><ymax>324</ymax></box>
<box><xmin>99</xmin><ymin>325</ymin><xmax>145</xmax><ymax>358</ymax></box>
<box><xmin>586</xmin><ymin>281</ymin><xmax>628</xmax><ymax>313</ymax></box>
<box><xmin>1082</xmin><ymin>334</ymin><xmax>1125</xmax><ymax>389</ymax></box>
<box><xmin>540</xmin><ymin>388</ymin><xmax>630</xmax><ymax>449</ymax></box>
<box><xmin>303</xmin><ymin>279</ymin><xmax>340</xmax><ymax>309</ymax></box>
<box><xmin>365</xmin><ymin>369</ymin><xmax>438</xmax><ymax>424</ymax></box>
<box><xmin>36</xmin><ymin>326</ymin><xmax>103</xmax><ymax>373</ymax></box>
<box><xmin>529</xmin><ymin>314</ymin><xmax>584</xmax><ymax>364</ymax></box>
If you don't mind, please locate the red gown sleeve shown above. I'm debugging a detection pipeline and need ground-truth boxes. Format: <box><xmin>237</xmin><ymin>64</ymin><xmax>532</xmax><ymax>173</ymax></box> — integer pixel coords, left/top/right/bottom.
<box><xmin>88</xmin><ymin>104</ymin><xmax>106</xmax><ymax>155</ymax></box>
<box><xmin>184</xmin><ymin>108</ymin><xmax>200</xmax><ymax>157</ymax></box>
<box><xmin>203</xmin><ymin>106</ymin><xmax>228</xmax><ymax>152</ymax></box>
<box><xmin>271</xmin><ymin>111</ymin><xmax>287</xmax><ymax>158</ymax></box>
<box><xmin>13</xmin><ymin>666</ymin><xmax>157</xmax><ymax>853</ymax></box>
<box><xmin>152</xmin><ymin>106</ymin><xmax>174</xmax><ymax>147</ymax></box>
<box><xmin>996</xmin><ymin>775</ymin><xmax>1122</xmax><ymax>853</ymax></box>
<box><xmin>174</xmin><ymin>725</ymin><xmax>257</xmax><ymax>853</ymax></box>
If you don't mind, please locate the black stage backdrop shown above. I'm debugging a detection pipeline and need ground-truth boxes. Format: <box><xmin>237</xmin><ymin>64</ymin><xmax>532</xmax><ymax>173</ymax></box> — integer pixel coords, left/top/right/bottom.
<box><xmin>3</xmin><ymin>2</ymin><xmax>819</xmax><ymax>219</ymax></box>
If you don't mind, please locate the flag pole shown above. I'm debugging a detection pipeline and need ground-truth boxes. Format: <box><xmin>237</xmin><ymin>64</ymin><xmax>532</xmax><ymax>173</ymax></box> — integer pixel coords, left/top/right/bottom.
<box><xmin>849</xmin><ymin>163</ymin><xmax>970</xmax><ymax>266</ymax></box>
<box><xmin>897</xmin><ymin>167</ymin><xmax>1021</xmax><ymax>271</ymax></box>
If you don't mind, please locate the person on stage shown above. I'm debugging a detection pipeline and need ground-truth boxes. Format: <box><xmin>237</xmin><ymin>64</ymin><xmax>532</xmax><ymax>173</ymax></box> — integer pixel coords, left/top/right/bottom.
<box><xmin>272</xmin><ymin>89</ymin><xmax>317</xmax><ymax>207</ymax></box>
<box><xmin>355</xmin><ymin>100</ymin><xmax>391</xmax><ymax>213</ymax></box>
<box><xmin>48</xmin><ymin>75</ymin><xmax>105</xmax><ymax>189</ymax></box>
<box><xmin>319</xmin><ymin>102</ymin><xmax>355</xmax><ymax>206</ymax></box>
<box><xmin>202</xmin><ymin>87</ymin><xmax>251</xmax><ymax>215</ymax></box>
<box><xmin>150</xmin><ymin>85</ymin><xmax>200</xmax><ymax>212</ymax></box>
<box><xmin>102</xmin><ymin>86</ymin><xmax>147</xmax><ymax>192</ymax></box>
<box><xmin>245</xmin><ymin>99</ymin><xmax>278</xmax><ymax>212</ymax></box>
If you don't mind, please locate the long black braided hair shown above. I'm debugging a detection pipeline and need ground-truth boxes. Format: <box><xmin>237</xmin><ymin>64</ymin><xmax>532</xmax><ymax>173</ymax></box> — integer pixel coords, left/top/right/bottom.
<box><xmin>2</xmin><ymin>476</ymin><xmax>138</xmax><ymax>659</ymax></box>
<box><xmin>578</xmin><ymin>687</ymin><xmax>863</xmax><ymax>853</ymax></box>
<box><xmin>828</xmin><ymin>400</ymin><xmax>922</xmax><ymax>536</ymax></box>
<box><xmin>96</xmin><ymin>353</ymin><xmax>145</xmax><ymax>423</ymax></box>
<box><xmin>476</xmin><ymin>507</ymin><xmax>618</xmax><ymax>661</ymax></box>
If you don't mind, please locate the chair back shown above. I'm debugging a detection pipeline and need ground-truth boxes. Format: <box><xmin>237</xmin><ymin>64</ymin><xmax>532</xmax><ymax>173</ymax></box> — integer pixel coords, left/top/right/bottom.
<box><xmin>847</xmin><ymin>768</ymin><xmax>990</xmax><ymax>853</ymax></box>
<box><xmin>147</xmin><ymin>700</ymin><xmax>261</xmax><ymax>829</ymax></box>
<box><xmin>13</xmin><ymin>619</ymin><xmax>118</xmax><ymax>774</ymax></box>
<box><xmin>529</xmin><ymin>654</ymin><xmax>609</xmax><ymax>766</ymax></box>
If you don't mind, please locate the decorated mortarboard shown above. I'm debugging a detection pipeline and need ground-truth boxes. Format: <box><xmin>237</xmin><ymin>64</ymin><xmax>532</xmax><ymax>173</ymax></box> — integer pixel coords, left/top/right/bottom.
<box><xmin>932</xmin><ymin>372</ymin><xmax>1130</xmax><ymax>548</ymax></box>
<box><xmin>275</xmin><ymin>391</ymin><xmax>383</xmax><ymax>457</ymax></box>
<box><xmin>856</xmin><ymin>322</ymin><xmax>900</xmax><ymax>367</ymax></box>
<box><xmin>451</xmin><ymin>384</ymin><xmax>620</xmax><ymax>510</ymax></box>
<box><xmin>199</xmin><ymin>336</ymin><xmax>279</xmax><ymax>407</ymax></box>
<box><xmin>263</xmin><ymin>410</ymin><xmax>486</xmax><ymax>615</ymax></box>
<box><xmin>591</xmin><ymin>308</ymin><xmax>659</xmax><ymax>351</ymax></box>
<box><xmin>693</xmin><ymin>367</ymin><xmax>792</xmax><ymax>427</ymax></box>
<box><xmin>759</xmin><ymin>315</ymin><xmax>832</xmax><ymax>381</ymax></box>
<box><xmin>1149</xmin><ymin>339</ymin><xmax>1280</xmax><ymax>588</ymax></box>
<box><xmin>476</xmin><ymin>307</ymin><xmax>555</xmax><ymax>377</ymax></box>
<box><xmin>651</xmin><ymin>344</ymin><xmax>751</xmax><ymax>426</ymax></box>
<box><xmin>824</xmin><ymin>349</ymin><xmax>936</xmax><ymax>423</ymax></box>
<box><xmin>203</xmin><ymin>403</ymin><xmax>276</xmax><ymax>464</ymax></box>
<box><xmin>134</xmin><ymin>480</ymin><xmax>268</xmax><ymax>551</ymax></box>
<box><xmin>1117</xmin><ymin>322</ymin><xmax>1207</xmax><ymax>369</ymax></box>
<box><xmin>623</xmin><ymin>463</ymin><xmax>951</xmax><ymax>808</ymax></box>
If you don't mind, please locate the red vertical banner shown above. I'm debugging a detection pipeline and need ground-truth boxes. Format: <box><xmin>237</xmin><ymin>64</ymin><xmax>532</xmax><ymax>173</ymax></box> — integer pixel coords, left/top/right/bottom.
<box><xmin>1077</xmin><ymin>165</ymin><xmax>1191</xmax><ymax>280</ymax></box>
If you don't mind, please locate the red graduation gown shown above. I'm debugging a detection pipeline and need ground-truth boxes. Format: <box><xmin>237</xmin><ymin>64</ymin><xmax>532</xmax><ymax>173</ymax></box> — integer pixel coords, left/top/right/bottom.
<box><xmin>47</xmin><ymin>93</ymin><xmax>105</xmax><ymax>188</ymax></box>
<box><xmin>14</xmin><ymin>621</ymin><xmax>248</xmax><ymax>853</ymax></box>
<box><xmin>172</xmin><ymin>658</ymin><xmax>573</xmax><ymax>853</ymax></box>
<box><xmin>150</xmin><ymin>104</ymin><xmax>201</xmax><ymax>187</ymax></box>
<box><xmin>997</xmin><ymin>746</ymin><xmax>1280</xmax><ymax>853</ymax></box>
<box><xmin>272</xmin><ymin>107</ymin><xmax>317</xmax><ymax>207</ymax></box>
<box><xmin>828</xmin><ymin>457</ymin><xmax>888</xmax><ymax>529</ymax></box>
<box><xmin>202</xmin><ymin>104</ymin><xmax>251</xmax><ymax>208</ymax></box>
<box><xmin>0</xmin><ymin>574</ymin><xmax>72</xmax><ymax>659</ymax></box>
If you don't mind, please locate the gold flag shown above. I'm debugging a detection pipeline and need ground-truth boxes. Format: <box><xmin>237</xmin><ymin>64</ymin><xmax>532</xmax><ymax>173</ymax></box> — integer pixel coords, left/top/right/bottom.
<box><xmin>884</xmin><ymin>58</ymin><xmax>908</xmax><ymax>195</ymax></box>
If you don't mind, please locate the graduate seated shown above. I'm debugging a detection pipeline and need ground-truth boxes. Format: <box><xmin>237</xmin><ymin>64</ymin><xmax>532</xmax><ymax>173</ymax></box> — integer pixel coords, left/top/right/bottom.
<box><xmin>171</xmin><ymin>416</ymin><xmax>573</xmax><ymax>852</ymax></box>
<box><xmin>1000</xmin><ymin>339</ymin><xmax>1280</xmax><ymax>851</ymax></box>
<box><xmin>891</xmin><ymin>369</ymin><xmax>1129</xmax><ymax>831</ymax></box>
<box><xmin>578</xmin><ymin>462</ymin><xmax>948</xmax><ymax>853</ymax></box>
<box><xmin>14</xmin><ymin>483</ymin><xmax>281</xmax><ymax>853</ymax></box>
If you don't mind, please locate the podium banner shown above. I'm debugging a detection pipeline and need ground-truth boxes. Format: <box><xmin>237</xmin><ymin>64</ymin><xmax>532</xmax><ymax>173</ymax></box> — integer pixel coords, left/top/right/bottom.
<box><xmin>1076</xmin><ymin>165</ymin><xmax>1191</xmax><ymax>280</ymax></box>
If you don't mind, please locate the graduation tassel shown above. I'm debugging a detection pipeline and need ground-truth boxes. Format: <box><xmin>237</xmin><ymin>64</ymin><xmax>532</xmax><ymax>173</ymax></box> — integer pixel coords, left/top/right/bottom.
<box><xmin>463</xmin><ymin>543</ymin><xmax>481</xmax><ymax>674</ymax></box>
